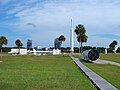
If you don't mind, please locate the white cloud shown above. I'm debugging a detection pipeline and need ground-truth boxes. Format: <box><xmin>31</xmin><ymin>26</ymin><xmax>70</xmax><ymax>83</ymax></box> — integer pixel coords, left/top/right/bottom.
<box><xmin>2</xmin><ymin>0</ymin><xmax>120</xmax><ymax>47</ymax></box>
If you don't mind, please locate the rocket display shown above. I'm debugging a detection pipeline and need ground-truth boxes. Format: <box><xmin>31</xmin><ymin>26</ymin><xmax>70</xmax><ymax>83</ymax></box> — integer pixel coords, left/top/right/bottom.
<box><xmin>70</xmin><ymin>19</ymin><xmax>74</xmax><ymax>53</ymax></box>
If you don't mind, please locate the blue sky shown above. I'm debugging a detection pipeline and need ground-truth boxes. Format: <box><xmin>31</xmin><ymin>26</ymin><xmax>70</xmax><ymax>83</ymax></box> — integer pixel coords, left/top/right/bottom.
<box><xmin>0</xmin><ymin>0</ymin><xmax>120</xmax><ymax>48</ymax></box>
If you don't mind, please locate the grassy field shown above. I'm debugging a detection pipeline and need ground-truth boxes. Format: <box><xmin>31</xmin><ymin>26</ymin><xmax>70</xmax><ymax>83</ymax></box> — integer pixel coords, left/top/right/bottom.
<box><xmin>72</xmin><ymin>53</ymin><xmax>120</xmax><ymax>89</ymax></box>
<box><xmin>73</xmin><ymin>53</ymin><xmax>120</xmax><ymax>63</ymax></box>
<box><xmin>82</xmin><ymin>53</ymin><xmax>120</xmax><ymax>89</ymax></box>
<box><xmin>100</xmin><ymin>53</ymin><xmax>120</xmax><ymax>63</ymax></box>
<box><xmin>84</xmin><ymin>63</ymin><xmax>120</xmax><ymax>89</ymax></box>
<box><xmin>71</xmin><ymin>54</ymin><xmax>82</xmax><ymax>58</ymax></box>
<box><xmin>0</xmin><ymin>55</ymin><xmax>95</xmax><ymax>90</ymax></box>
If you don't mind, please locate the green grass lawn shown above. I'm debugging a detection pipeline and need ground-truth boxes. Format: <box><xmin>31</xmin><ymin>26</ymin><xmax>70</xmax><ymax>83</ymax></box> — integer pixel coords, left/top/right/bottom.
<box><xmin>0</xmin><ymin>55</ymin><xmax>95</xmax><ymax>90</ymax></box>
<box><xmin>71</xmin><ymin>54</ymin><xmax>82</xmax><ymax>58</ymax></box>
<box><xmin>84</xmin><ymin>63</ymin><xmax>120</xmax><ymax>89</ymax></box>
<box><xmin>73</xmin><ymin>53</ymin><xmax>120</xmax><ymax>63</ymax></box>
<box><xmin>72</xmin><ymin>53</ymin><xmax>120</xmax><ymax>89</ymax></box>
<box><xmin>100</xmin><ymin>53</ymin><xmax>120</xmax><ymax>63</ymax></box>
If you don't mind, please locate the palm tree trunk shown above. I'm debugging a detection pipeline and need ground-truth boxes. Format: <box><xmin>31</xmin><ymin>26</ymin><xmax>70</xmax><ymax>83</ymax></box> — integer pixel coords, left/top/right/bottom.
<box><xmin>18</xmin><ymin>47</ymin><xmax>20</xmax><ymax>54</ymax></box>
<box><xmin>80</xmin><ymin>42</ymin><xmax>82</xmax><ymax>55</ymax></box>
<box><xmin>0</xmin><ymin>48</ymin><xmax>2</xmax><ymax>59</ymax></box>
<box><xmin>79</xmin><ymin>42</ymin><xmax>80</xmax><ymax>60</ymax></box>
<box><xmin>78</xmin><ymin>37</ymin><xmax>83</xmax><ymax>60</ymax></box>
<box><xmin>78</xmin><ymin>37</ymin><xmax>82</xmax><ymax>60</ymax></box>
<box><xmin>18</xmin><ymin>48</ymin><xmax>20</xmax><ymax>54</ymax></box>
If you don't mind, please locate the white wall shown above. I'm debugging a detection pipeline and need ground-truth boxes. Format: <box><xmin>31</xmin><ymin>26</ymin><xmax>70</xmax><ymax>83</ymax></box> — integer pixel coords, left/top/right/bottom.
<box><xmin>53</xmin><ymin>49</ymin><xmax>61</xmax><ymax>55</ymax></box>
<box><xmin>9</xmin><ymin>49</ymin><xmax>27</xmax><ymax>55</ymax></box>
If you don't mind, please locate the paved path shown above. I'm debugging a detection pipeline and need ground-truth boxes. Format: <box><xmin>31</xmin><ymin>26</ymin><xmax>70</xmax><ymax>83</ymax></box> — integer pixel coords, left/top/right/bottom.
<box><xmin>93</xmin><ymin>59</ymin><xmax>120</xmax><ymax>67</ymax></box>
<box><xmin>70</xmin><ymin>55</ymin><xmax>118</xmax><ymax>90</ymax></box>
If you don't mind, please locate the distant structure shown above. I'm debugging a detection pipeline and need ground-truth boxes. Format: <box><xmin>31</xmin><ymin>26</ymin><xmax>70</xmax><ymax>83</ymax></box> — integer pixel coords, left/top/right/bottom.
<box><xmin>27</xmin><ymin>40</ymin><xmax>32</xmax><ymax>50</ymax></box>
<box><xmin>70</xmin><ymin>19</ymin><xmax>74</xmax><ymax>53</ymax></box>
<box><xmin>37</xmin><ymin>46</ymin><xmax>42</xmax><ymax>50</ymax></box>
<box><xmin>54</xmin><ymin>38</ymin><xmax>62</xmax><ymax>49</ymax></box>
<box><xmin>30</xmin><ymin>48</ymin><xmax>61</xmax><ymax>56</ymax></box>
<box><xmin>113</xmin><ymin>47</ymin><xmax>118</xmax><ymax>54</ymax></box>
<box><xmin>105</xmin><ymin>49</ymin><xmax>107</xmax><ymax>54</ymax></box>
<box><xmin>8</xmin><ymin>49</ymin><xmax>27</xmax><ymax>55</ymax></box>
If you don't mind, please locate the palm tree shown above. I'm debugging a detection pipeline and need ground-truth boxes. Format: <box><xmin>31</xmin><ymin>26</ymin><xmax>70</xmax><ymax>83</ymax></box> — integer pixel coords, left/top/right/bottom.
<box><xmin>59</xmin><ymin>35</ymin><xmax>66</xmax><ymax>48</ymax></box>
<box><xmin>0</xmin><ymin>36</ymin><xmax>8</xmax><ymax>59</ymax></box>
<box><xmin>109</xmin><ymin>40</ymin><xmax>118</xmax><ymax>50</ymax></box>
<box><xmin>59</xmin><ymin>35</ymin><xmax>66</xmax><ymax>55</ymax></box>
<box><xmin>113</xmin><ymin>40</ymin><xmax>118</xmax><ymax>45</ymax></box>
<box><xmin>15</xmin><ymin>39</ymin><xmax>23</xmax><ymax>54</ymax></box>
<box><xmin>75</xmin><ymin>24</ymin><xmax>88</xmax><ymax>58</ymax></box>
<box><xmin>59</xmin><ymin>35</ymin><xmax>66</xmax><ymax>46</ymax></box>
<box><xmin>109</xmin><ymin>42</ymin><xmax>115</xmax><ymax>50</ymax></box>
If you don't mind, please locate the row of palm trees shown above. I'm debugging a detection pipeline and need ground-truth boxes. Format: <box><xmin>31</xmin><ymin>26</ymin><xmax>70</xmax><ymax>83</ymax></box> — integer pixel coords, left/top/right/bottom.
<box><xmin>0</xmin><ymin>24</ymin><xmax>87</xmax><ymax>58</ymax></box>
<box><xmin>0</xmin><ymin>35</ymin><xmax>66</xmax><ymax>57</ymax></box>
<box><xmin>0</xmin><ymin>35</ymin><xmax>66</xmax><ymax>54</ymax></box>
<box><xmin>0</xmin><ymin>36</ymin><xmax>23</xmax><ymax>58</ymax></box>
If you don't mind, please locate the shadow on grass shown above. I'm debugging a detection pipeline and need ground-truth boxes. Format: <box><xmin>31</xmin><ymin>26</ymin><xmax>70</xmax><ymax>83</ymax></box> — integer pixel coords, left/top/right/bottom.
<box><xmin>80</xmin><ymin>59</ymin><xmax>93</xmax><ymax>64</ymax></box>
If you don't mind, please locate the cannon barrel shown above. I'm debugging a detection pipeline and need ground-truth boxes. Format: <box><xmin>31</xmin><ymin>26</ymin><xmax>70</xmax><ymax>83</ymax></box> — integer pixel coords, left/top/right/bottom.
<box><xmin>82</xmin><ymin>50</ymin><xmax>99</xmax><ymax>61</ymax></box>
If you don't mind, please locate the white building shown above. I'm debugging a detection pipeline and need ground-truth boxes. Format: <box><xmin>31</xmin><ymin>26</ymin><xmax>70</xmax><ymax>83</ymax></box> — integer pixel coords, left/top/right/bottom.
<box><xmin>8</xmin><ymin>49</ymin><xmax>27</xmax><ymax>55</ymax></box>
<box><xmin>52</xmin><ymin>49</ymin><xmax>61</xmax><ymax>55</ymax></box>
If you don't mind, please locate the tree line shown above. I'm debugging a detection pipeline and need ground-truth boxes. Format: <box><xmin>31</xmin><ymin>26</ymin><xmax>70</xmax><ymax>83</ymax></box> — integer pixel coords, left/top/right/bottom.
<box><xmin>0</xmin><ymin>36</ymin><xmax>23</xmax><ymax>57</ymax></box>
<box><xmin>2</xmin><ymin>46</ymin><xmax>120</xmax><ymax>53</ymax></box>
<box><xmin>0</xmin><ymin>24</ymin><xmax>118</xmax><ymax>55</ymax></box>
<box><xmin>54</xmin><ymin>46</ymin><xmax>120</xmax><ymax>53</ymax></box>
<box><xmin>74</xmin><ymin>24</ymin><xmax>118</xmax><ymax>55</ymax></box>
